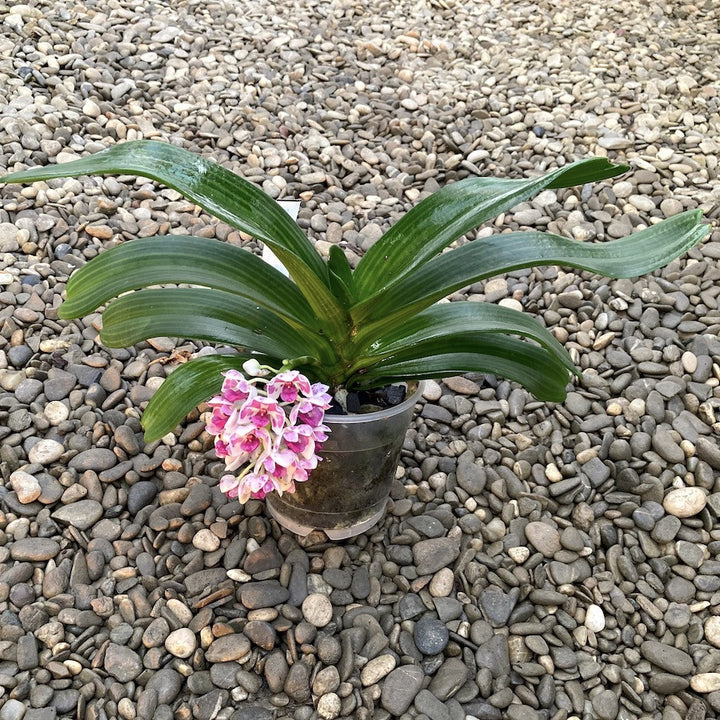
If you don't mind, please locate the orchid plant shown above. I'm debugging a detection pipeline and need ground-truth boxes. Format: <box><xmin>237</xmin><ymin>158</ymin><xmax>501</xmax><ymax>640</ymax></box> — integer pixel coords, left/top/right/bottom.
<box><xmin>0</xmin><ymin>141</ymin><xmax>709</xmax><ymax>448</ymax></box>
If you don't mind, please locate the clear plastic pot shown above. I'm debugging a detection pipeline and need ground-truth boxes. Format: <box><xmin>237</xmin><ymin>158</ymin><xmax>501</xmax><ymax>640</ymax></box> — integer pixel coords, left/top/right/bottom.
<box><xmin>266</xmin><ymin>382</ymin><xmax>423</xmax><ymax>540</ymax></box>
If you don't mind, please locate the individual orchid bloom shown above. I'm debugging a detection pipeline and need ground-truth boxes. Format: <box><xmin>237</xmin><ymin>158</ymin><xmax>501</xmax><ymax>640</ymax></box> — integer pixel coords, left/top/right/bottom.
<box><xmin>273</xmin><ymin>474</ymin><xmax>296</xmax><ymax>495</ymax></box>
<box><xmin>206</xmin><ymin>405</ymin><xmax>231</xmax><ymax>435</ymax></box>
<box><xmin>222</xmin><ymin>449</ymin><xmax>253</xmax><ymax>473</ymax></box>
<box><xmin>290</xmin><ymin>400</ymin><xmax>326</xmax><ymax>428</ymax></box>
<box><xmin>267</xmin><ymin>370</ymin><xmax>313</xmax><ymax>403</ymax></box>
<box><xmin>309</xmin><ymin>382</ymin><xmax>333</xmax><ymax>407</ymax></box>
<box><xmin>288</xmin><ymin>381</ymin><xmax>332</xmax><ymax>428</ymax></box>
<box><xmin>281</xmin><ymin>424</ymin><xmax>315</xmax><ymax>455</ymax></box>
<box><xmin>214</xmin><ymin>437</ymin><xmax>231</xmax><ymax>458</ymax></box>
<box><xmin>310</xmin><ymin>423</ymin><xmax>329</xmax><ymax>444</ymax></box>
<box><xmin>238</xmin><ymin>471</ymin><xmax>278</xmax><ymax>503</ymax></box>
<box><xmin>262</xmin><ymin>446</ymin><xmax>297</xmax><ymax>478</ymax></box>
<box><xmin>286</xmin><ymin>454</ymin><xmax>319</xmax><ymax>483</ymax></box>
<box><xmin>219</xmin><ymin>474</ymin><xmax>240</xmax><ymax>499</ymax></box>
<box><xmin>225</xmin><ymin>422</ymin><xmax>271</xmax><ymax>456</ymax></box>
<box><xmin>220</xmin><ymin>369</ymin><xmax>257</xmax><ymax>403</ymax></box>
<box><xmin>239</xmin><ymin>396</ymin><xmax>286</xmax><ymax>433</ymax></box>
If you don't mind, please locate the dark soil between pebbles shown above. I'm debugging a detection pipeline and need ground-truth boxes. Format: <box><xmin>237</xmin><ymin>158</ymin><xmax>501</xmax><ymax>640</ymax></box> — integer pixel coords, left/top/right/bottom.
<box><xmin>1</xmin><ymin>1</ymin><xmax>720</xmax><ymax>720</ymax></box>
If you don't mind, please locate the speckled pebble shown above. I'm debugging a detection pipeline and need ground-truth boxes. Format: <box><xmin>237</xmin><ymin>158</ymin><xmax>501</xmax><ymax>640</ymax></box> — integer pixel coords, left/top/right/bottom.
<box><xmin>302</xmin><ymin>593</ymin><xmax>333</xmax><ymax>628</ymax></box>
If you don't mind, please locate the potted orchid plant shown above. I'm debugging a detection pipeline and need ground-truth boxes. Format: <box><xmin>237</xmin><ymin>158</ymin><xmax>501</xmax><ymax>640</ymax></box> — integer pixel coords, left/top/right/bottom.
<box><xmin>0</xmin><ymin>141</ymin><xmax>709</xmax><ymax>537</ymax></box>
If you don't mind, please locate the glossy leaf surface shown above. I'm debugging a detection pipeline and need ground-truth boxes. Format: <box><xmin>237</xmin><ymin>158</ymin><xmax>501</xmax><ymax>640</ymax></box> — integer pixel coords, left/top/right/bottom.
<box><xmin>354</xmin><ymin>335</ymin><xmax>572</xmax><ymax>402</ymax></box>
<box><xmin>0</xmin><ymin>141</ymin><xmax>353</xmax><ymax>346</ymax></box>
<box><xmin>0</xmin><ymin>141</ymin><xmax>325</xmax><ymax>279</ymax></box>
<box><xmin>353</xmin><ymin>157</ymin><xmax>629</xmax><ymax>298</ymax></box>
<box><xmin>58</xmin><ymin>235</ymin><xmax>316</xmax><ymax>330</ymax></box>
<box><xmin>354</xmin><ymin>302</ymin><xmax>577</xmax><ymax>375</ymax></box>
<box><xmin>352</xmin><ymin>210</ymin><xmax>708</xmax><ymax>331</ymax></box>
<box><xmin>100</xmin><ymin>288</ymin><xmax>327</xmax><ymax>362</ymax></box>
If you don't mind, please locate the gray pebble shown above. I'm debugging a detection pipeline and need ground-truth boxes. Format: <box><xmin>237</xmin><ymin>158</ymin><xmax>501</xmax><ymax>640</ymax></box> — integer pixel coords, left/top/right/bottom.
<box><xmin>414</xmin><ymin>615</ymin><xmax>449</xmax><ymax>655</ymax></box>
<box><xmin>479</xmin><ymin>586</ymin><xmax>518</xmax><ymax>627</ymax></box>
<box><xmin>51</xmin><ymin>499</ymin><xmax>103</xmax><ymax>530</ymax></box>
<box><xmin>144</xmin><ymin>669</ymin><xmax>183</xmax><ymax>704</ymax></box>
<box><xmin>284</xmin><ymin>660</ymin><xmax>312</xmax><ymax>703</ymax></box>
<box><xmin>68</xmin><ymin>448</ymin><xmax>117</xmax><ymax>471</ymax></box>
<box><xmin>641</xmin><ymin>640</ymin><xmax>693</xmax><ymax>675</ymax></box>
<box><xmin>10</xmin><ymin>538</ymin><xmax>60</xmax><ymax>561</ymax></box>
<box><xmin>412</xmin><ymin>537</ymin><xmax>460</xmax><ymax>575</ymax></box>
<box><xmin>128</xmin><ymin>480</ymin><xmax>158</xmax><ymax>514</ymax></box>
<box><xmin>414</xmin><ymin>689</ymin><xmax>453</xmax><ymax>720</ymax></box>
<box><xmin>104</xmin><ymin>642</ymin><xmax>143</xmax><ymax>682</ymax></box>
<box><xmin>428</xmin><ymin>656</ymin><xmax>469</xmax><ymax>701</ymax></box>
<box><xmin>652</xmin><ymin>515</ymin><xmax>682</xmax><ymax>542</ymax></box>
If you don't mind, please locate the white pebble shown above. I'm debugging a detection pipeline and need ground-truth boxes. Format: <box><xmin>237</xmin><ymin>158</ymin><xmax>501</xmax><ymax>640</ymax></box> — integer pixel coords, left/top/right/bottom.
<box><xmin>705</xmin><ymin>617</ymin><xmax>720</xmax><ymax>648</ymax></box>
<box><xmin>44</xmin><ymin>400</ymin><xmax>70</xmax><ymax>425</ymax></box>
<box><xmin>317</xmin><ymin>693</ymin><xmax>342</xmax><ymax>720</ymax></box>
<box><xmin>663</xmin><ymin>487</ymin><xmax>707</xmax><ymax>518</ymax></box>
<box><xmin>681</xmin><ymin>351</ymin><xmax>698</xmax><ymax>373</ymax></box>
<box><xmin>28</xmin><ymin>439</ymin><xmax>65</xmax><ymax>465</ymax></box>
<box><xmin>164</xmin><ymin>628</ymin><xmax>196</xmax><ymax>658</ymax></box>
<box><xmin>302</xmin><ymin>593</ymin><xmax>333</xmax><ymax>628</ymax></box>
<box><xmin>360</xmin><ymin>654</ymin><xmax>396</xmax><ymax>686</ymax></box>
<box><xmin>429</xmin><ymin>568</ymin><xmax>455</xmax><ymax>598</ymax></box>
<box><xmin>422</xmin><ymin>379</ymin><xmax>442</xmax><ymax>401</ymax></box>
<box><xmin>10</xmin><ymin>470</ymin><xmax>42</xmax><ymax>504</ymax></box>
<box><xmin>691</xmin><ymin>673</ymin><xmax>720</xmax><ymax>693</ymax></box>
<box><xmin>585</xmin><ymin>604</ymin><xmax>606</xmax><ymax>633</ymax></box>
<box><xmin>508</xmin><ymin>546</ymin><xmax>530</xmax><ymax>564</ymax></box>
<box><xmin>192</xmin><ymin>529</ymin><xmax>220</xmax><ymax>552</ymax></box>
<box><xmin>498</xmin><ymin>298</ymin><xmax>523</xmax><ymax>312</ymax></box>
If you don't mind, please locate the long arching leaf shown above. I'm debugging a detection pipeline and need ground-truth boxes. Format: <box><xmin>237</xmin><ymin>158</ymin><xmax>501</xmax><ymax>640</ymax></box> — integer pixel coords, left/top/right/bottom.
<box><xmin>0</xmin><ymin>141</ymin><xmax>353</xmax><ymax>347</ymax></box>
<box><xmin>352</xmin><ymin>210</ymin><xmax>709</xmax><ymax>332</ymax></box>
<box><xmin>59</xmin><ymin>235</ymin><xmax>318</xmax><ymax>331</ymax></box>
<box><xmin>352</xmin><ymin>302</ymin><xmax>577</xmax><ymax>375</ymax></box>
<box><xmin>0</xmin><ymin>140</ymin><xmax>325</xmax><ymax>280</ymax></box>
<box><xmin>353</xmin><ymin>157</ymin><xmax>628</xmax><ymax>298</ymax></box>
<box><xmin>100</xmin><ymin>288</ymin><xmax>330</xmax><ymax>362</ymax></box>
<box><xmin>351</xmin><ymin>335</ymin><xmax>572</xmax><ymax>402</ymax></box>
<box><xmin>142</xmin><ymin>354</ymin><xmax>258</xmax><ymax>441</ymax></box>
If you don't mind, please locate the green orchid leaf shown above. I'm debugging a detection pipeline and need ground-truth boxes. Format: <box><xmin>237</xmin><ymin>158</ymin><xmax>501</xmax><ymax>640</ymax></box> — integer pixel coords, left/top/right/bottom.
<box><xmin>58</xmin><ymin>235</ymin><xmax>317</xmax><ymax>330</ymax></box>
<box><xmin>327</xmin><ymin>245</ymin><xmax>356</xmax><ymax>308</ymax></box>
<box><xmin>328</xmin><ymin>245</ymin><xmax>354</xmax><ymax>289</ymax></box>
<box><xmin>0</xmin><ymin>140</ymin><xmax>353</xmax><ymax>347</ymax></box>
<box><xmin>352</xmin><ymin>335</ymin><xmax>572</xmax><ymax>402</ymax></box>
<box><xmin>353</xmin><ymin>157</ymin><xmax>628</xmax><ymax>298</ymax></box>
<box><xmin>285</xmin><ymin>255</ymin><xmax>353</xmax><ymax>346</ymax></box>
<box><xmin>142</xmin><ymin>354</ymin><xmax>256</xmax><ymax>442</ymax></box>
<box><xmin>1</xmin><ymin>141</ymin><xmax>708</xmax><ymax>409</ymax></box>
<box><xmin>353</xmin><ymin>210</ymin><xmax>709</xmax><ymax>332</ymax></box>
<box><xmin>0</xmin><ymin>140</ymin><xmax>326</xmax><ymax>282</ymax></box>
<box><xmin>354</xmin><ymin>302</ymin><xmax>577</xmax><ymax>375</ymax></box>
<box><xmin>100</xmin><ymin>288</ymin><xmax>329</xmax><ymax>362</ymax></box>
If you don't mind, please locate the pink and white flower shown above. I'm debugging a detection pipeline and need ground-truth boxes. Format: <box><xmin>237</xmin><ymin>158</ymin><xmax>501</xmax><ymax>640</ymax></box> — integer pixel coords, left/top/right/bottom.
<box><xmin>239</xmin><ymin>396</ymin><xmax>286</xmax><ymax>433</ymax></box>
<box><xmin>237</xmin><ymin>472</ymin><xmax>277</xmax><ymax>504</ymax></box>
<box><xmin>267</xmin><ymin>370</ymin><xmax>312</xmax><ymax>403</ymax></box>
<box><xmin>220</xmin><ymin>369</ymin><xmax>256</xmax><ymax>403</ymax></box>
<box><xmin>205</xmin><ymin>367</ymin><xmax>332</xmax><ymax>505</ymax></box>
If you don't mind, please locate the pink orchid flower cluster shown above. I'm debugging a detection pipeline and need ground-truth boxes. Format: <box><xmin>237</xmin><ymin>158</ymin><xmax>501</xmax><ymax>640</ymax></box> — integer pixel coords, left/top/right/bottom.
<box><xmin>206</xmin><ymin>367</ymin><xmax>332</xmax><ymax>504</ymax></box>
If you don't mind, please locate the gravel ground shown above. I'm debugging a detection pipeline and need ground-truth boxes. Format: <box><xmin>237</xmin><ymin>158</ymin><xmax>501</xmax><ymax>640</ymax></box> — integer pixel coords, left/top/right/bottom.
<box><xmin>1</xmin><ymin>1</ymin><xmax>720</xmax><ymax>719</ymax></box>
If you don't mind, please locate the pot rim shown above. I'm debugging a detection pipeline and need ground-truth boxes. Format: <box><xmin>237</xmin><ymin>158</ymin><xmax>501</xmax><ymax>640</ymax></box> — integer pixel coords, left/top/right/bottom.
<box><xmin>324</xmin><ymin>380</ymin><xmax>424</xmax><ymax>425</ymax></box>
